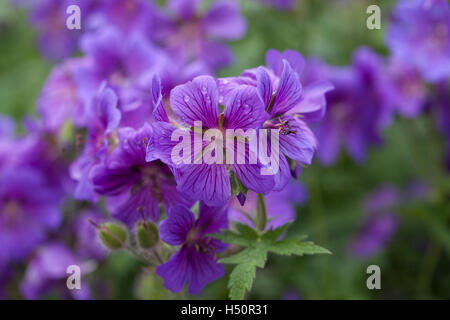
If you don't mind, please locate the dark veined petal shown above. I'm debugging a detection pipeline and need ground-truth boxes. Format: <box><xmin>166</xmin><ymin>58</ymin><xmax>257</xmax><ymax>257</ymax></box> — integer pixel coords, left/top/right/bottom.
<box><xmin>159</xmin><ymin>205</ymin><xmax>195</xmax><ymax>246</ymax></box>
<box><xmin>223</xmin><ymin>85</ymin><xmax>267</xmax><ymax>129</ymax></box>
<box><xmin>278</xmin><ymin>116</ymin><xmax>317</xmax><ymax>165</ymax></box>
<box><xmin>256</xmin><ymin>66</ymin><xmax>273</xmax><ymax>109</ymax></box>
<box><xmin>170</xmin><ymin>75</ymin><xmax>219</xmax><ymax>128</ymax></box>
<box><xmin>270</xmin><ymin>60</ymin><xmax>303</xmax><ymax>116</ymax></box>
<box><xmin>176</xmin><ymin>163</ymin><xmax>231</xmax><ymax>206</ymax></box>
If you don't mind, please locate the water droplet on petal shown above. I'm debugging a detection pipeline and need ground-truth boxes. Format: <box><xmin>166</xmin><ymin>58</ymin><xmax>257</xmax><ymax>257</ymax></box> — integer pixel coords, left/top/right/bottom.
<box><xmin>184</xmin><ymin>95</ymin><xmax>190</xmax><ymax>103</ymax></box>
<box><xmin>201</xmin><ymin>86</ymin><xmax>207</xmax><ymax>94</ymax></box>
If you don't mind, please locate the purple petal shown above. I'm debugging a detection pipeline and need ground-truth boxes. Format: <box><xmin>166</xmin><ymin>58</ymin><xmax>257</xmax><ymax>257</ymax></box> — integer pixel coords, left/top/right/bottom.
<box><xmin>201</xmin><ymin>0</ymin><xmax>247</xmax><ymax>40</ymax></box>
<box><xmin>159</xmin><ymin>205</ymin><xmax>194</xmax><ymax>246</ymax></box>
<box><xmin>168</xmin><ymin>0</ymin><xmax>200</xmax><ymax>20</ymax></box>
<box><xmin>266</xmin><ymin>49</ymin><xmax>305</xmax><ymax>77</ymax></box>
<box><xmin>177</xmin><ymin>164</ymin><xmax>231</xmax><ymax>206</ymax></box>
<box><xmin>256</xmin><ymin>67</ymin><xmax>274</xmax><ymax>109</ymax></box>
<box><xmin>196</xmin><ymin>202</ymin><xmax>229</xmax><ymax>235</ymax></box>
<box><xmin>170</xmin><ymin>76</ymin><xmax>219</xmax><ymax>128</ymax></box>
<box><xmin>270</xmin><ymin>60</ymin><xmax>303</xmax><ymax>116</ymax></box>
<box><xmin>279</xmin><ymin>117</ymin><xmax>317</xmax><ymax>165</ymax></box>
<box><xmin>231</xmin><ymin>162</ymin><xmax>275</xmax><ymax>194</ymax></box>
<box><xmin>108</xmin><ymin>185</ymin><xmax>160</xmax><ymax>225</ymax></box>
<box><xmin>186</xmin><ymin>248</ymin><xmax>225</xmax><ymax>294</ymax></box>
<box><xmin>151</xmin><ymin>75</ymin><xmax>169</xmax><ymax>122</ymax></box>
<box><xmin>91</xmin><ymin>164</ymin><xmax>140</xmax><ymax>196</ymax></box>
<box><xmin>156</xmin><ymin>246</ymin><xmax>189</xmax><ymax>293</ymax></box>
<box><xmin>224</xmin><ymin>85</ymin><xmax>267</xmax><ymax>129</ymax></box>
<box><xmin>288</xmin><ymin>80</ymin><xmax>334</xmax><ymax>122</ymax></box>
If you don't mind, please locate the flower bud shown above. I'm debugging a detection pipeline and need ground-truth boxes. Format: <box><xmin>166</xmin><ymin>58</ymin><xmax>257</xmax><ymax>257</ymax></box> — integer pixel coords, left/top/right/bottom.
<box><xmin>137</xmin><ymin>221</ymin><xmax>159</xmax><ymax>249</ymax></box>
<box><xmin>98</xmin><ymin>222</ymin><xmax>127</xmax><ymax>250</ymax></box>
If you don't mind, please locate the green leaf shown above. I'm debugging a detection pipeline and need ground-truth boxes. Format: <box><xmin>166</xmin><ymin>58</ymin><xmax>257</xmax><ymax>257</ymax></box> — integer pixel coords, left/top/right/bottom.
<box><xmin>268</xmin><ymin>237</ymin><xmax>331</xmax><ymax>256</ymax></box>
<box><xmin>227</xmin><ymin>263</ymin><xmax>257</xmax><ymax>300</ymax></box>
<box><xmin>218</xmin><ymin>225</ymin><xmax>330</xmax><ymax>299</ymax></box>
<box><xmin>209</xmin><ymin>223</ymin><xmax>259</xmax><ymax>247</ymax></box>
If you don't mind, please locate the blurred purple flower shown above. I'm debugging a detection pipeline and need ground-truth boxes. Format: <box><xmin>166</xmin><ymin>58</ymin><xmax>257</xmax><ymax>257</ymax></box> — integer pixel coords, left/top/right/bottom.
<box><xmin>386</xmin><ymin>0</ymin><xmax>450</xmax><ymax>83</ymax></box>
<box><xmin>20</xmin><ymin>243</ymin><xmax>92</xmax><ymax>299</ymax></box>
<box><xmin>349</xmin><ymin>186</ymin><xmax>399</xmax><ymax>259</ymax></box>
<box><xmin>29</xmin><ymin>0</ymin><xmax>98</xmax><ymax>60</ymax></box>
<box><xmin>306</xmin><ymin>47</ymin><xmax>396</xmax><ymax>165</ymax></box>
<box><xmin>229</xmin><ymin>180</ymin><xmax>307</xmax><ymax>230</ymax></box>
<box><xmin>156</xmin><ymin>202</ymin><xmax>228</xmax><ymax>294</ymax></box>
<box><xmin>37</xmin><ymin>58</ymin><xmax>88</xmax><ymax>132</ymax></box>
<box><xmin>0</xmin><ymin>168</ymin><xmax>62</xmax><ymax>267</ymax></box>
<box><xmin>388</xmin><ymin>59</ymin><xmax>427</xmax><ymax>118</ymax></box>
<box><xmin>153</xmin><ymin>0</ymin><xmax>247</xmax><ymax>70</ymax></box>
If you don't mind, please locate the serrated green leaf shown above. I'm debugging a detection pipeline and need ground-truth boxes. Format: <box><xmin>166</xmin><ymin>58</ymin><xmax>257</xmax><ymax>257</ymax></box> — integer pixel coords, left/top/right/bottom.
<box><xmin>220</xmin><ymin>244</ymin><xmax>268</xmax><ymax>267</ymax></box>
<box><xmin>262</xmin><ymin>224</ymin><xmax>292</xmax><ymax>242</ymax></box>
<box><xmin>228</xmin><ymin>263</ymin><xmax>257</xmax><ymax>300</ymax></box>
<box><xmin>268</xmin><ymin>237</ymin><xmax>331</xmax><ymax>256</ymax></box>
<box><xmin>208</xmin><ymin>223</ymin><xmax>259</xmax><ymax>246</ymax></box>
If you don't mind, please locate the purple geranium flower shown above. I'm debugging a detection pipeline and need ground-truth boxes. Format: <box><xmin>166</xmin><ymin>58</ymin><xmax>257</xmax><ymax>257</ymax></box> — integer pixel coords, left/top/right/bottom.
<box><xmin>306</xmin><ymin>47</ymin><xmax>395</xmax><ymax>165</ymax></box>
<box><xmin>148</xmin><ymin>75</ymin><xmax>276</xmax><ymax>206</ymax></box>
<box><xmin>156</xmin><ymin>202</ymin><xmax>228</xmax><ymax>294</ymax></box>
<box><xmin>220</xmin><ymin>49</ymin><xmax>333</xmax><ymax>189</ymax></box>
<box><xmin>91</xmin><ymin>123</ymin><xmax>191</xmax><ymax>226</ymax></box>
<box><xmin>386</xmin><ymin>0</ymin><xmax>450</xmax><ymax>83</ymax></box>
<box><xmin>229</xmin><ymin>180</ymin><xmax>307</xmax><ymax>230</ymax></box>
<box><xmin>349</xmin><ymin>186</ymin><xmax>399</xmax><ymax>259</ymax></box>
<box><xmin>152</xmin><ymin>0</ymin><xmax>247</xmax><ymax>70</ymax></box>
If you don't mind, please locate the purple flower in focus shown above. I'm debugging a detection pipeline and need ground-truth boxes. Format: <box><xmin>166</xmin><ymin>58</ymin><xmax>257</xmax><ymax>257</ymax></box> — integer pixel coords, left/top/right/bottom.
<box><xmin>20</xmin><ymin>243</ymin><xmax>92</xmax><ymax>299</ymax></box>
<box><xmin>386</xmin><ymin>0</ymin><xmax>450</xmax><ymax>83</ymax></box>
<box><xmin>149</xmin><ymin>75</ymin><xmax>276</xmax><ymax>206</ymax></box>
<box><xmin>306</xmin><ymin>47</ymin><xmax>395</xmax><ymax>165</ymax></box>
<box><xmin>349</xmin><ymin>186</ymin><xmax>399</xmax><ymax>259</ymax></box>
<box><xmin>220</xmin><ymin>49</ymin><xmax>333</xmax><ymax>189</ymax></box>
<box><xmin>153</xmin><ymin>0</ymin><xmax>247</xmax><ymax>70</ymax></box>
<box><xmin>91</xmin><ymin>124</ymin><xmax>191</xmax><ymax>226</ymax></box>
<box><xmin>156</xmin><ymin>202</ymin><xmax>228</xmax><ymax>294</ymax></box>
<box><xmin>229</xmin><ymin>180</ymin><xmax>307</xmax><ymax>230</ymax></box>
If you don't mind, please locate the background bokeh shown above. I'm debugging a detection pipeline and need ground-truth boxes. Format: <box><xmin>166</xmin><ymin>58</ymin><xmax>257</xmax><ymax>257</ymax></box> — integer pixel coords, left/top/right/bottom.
<box><xmin>0</xmin><ymin>0</ymin><xmax>449</xmax><ymax>299</ymax></box>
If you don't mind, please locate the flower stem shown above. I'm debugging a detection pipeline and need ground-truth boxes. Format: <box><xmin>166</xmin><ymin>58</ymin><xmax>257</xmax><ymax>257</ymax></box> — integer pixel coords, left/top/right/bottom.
<box><xmin>256</xmin><ymin>193</ymin><xmax>267</xmax><ymax>233</ymax></box>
